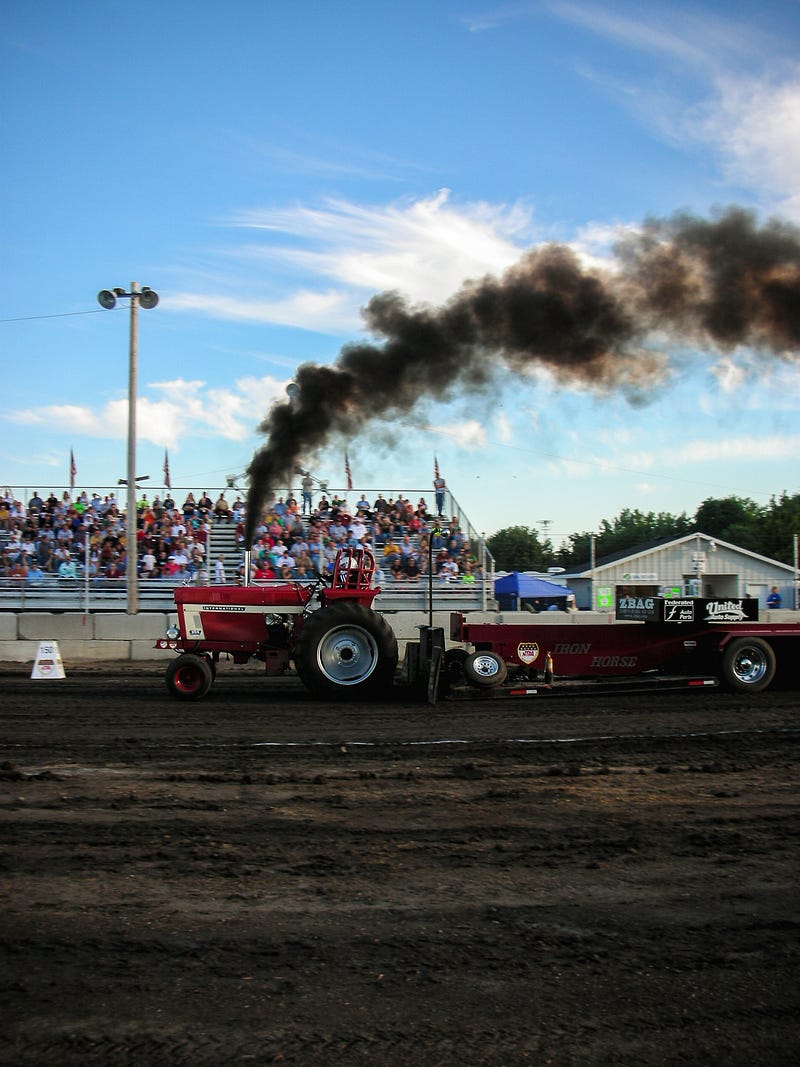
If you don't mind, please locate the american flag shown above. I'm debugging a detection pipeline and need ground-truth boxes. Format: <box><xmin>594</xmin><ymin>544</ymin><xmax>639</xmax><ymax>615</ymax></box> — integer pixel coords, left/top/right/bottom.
<box><xmin>434</xmin><ymin>455</ymin><xmax>440</xmax><ymax>481</ymax></box>
<box><xmin>163</xmin><ymin>449</ymin><xmax>172</xmax><ymax>490</ymax></box>
<box><xmin>69</xmin><ymin>449</ymin><xmax>77</xmax><ymax>492</ymax></box>
<box><xmin>345</xmin><ymin>450</ymin><xmax>353</xmax><ymax>491</ymax></box>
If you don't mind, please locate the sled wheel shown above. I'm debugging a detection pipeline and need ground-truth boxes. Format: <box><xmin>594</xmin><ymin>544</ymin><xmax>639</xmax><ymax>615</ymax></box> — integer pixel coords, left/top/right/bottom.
<box><xmin>294</xmin><ymin>603</ymin><xmax>398</xmax><ymax>700</ymax></box>
<box><xmin>720</xmin><ymin>638</ymin><xmax>775</xmax><ymax>693</ymax></box>
<box><xmin>463</xmin><ymin>650</ymin><xmax>508</xmax><ymax>689</ymax></box>
<box><xmin>166</xmin><ymin>654</ymin><xmax>214</xmax><ymax>700</ymax></box>
<box><xmin>442</xmin><ymin>647</ymin><xmax>468</xmax><ymax>680</ymax></box>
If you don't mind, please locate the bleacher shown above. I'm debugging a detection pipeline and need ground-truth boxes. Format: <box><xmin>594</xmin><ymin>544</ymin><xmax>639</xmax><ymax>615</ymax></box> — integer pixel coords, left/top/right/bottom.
<box><xmin>0</xmin><ymin>485</ymin><xmax>496</xmax><ymax>614</ymax></box>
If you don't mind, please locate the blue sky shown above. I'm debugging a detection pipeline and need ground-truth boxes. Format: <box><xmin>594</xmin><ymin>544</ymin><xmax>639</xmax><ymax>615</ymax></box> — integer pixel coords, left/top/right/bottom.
<box><xmin>2</xmin><ymin>0</ymin><xmax>799</xmax><ymax>545</ymax></box>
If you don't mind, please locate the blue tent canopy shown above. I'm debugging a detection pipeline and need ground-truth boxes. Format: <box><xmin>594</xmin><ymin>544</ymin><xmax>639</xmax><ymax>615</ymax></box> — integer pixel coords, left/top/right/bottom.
<box><xmin>494</xmin><ymin>572</ymin><xmax>573</xmax><ymax>603</ymax></box>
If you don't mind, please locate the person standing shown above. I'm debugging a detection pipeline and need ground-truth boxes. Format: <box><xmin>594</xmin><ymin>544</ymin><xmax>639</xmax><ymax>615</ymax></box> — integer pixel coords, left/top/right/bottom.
<box><xmin>433</xmin><ymin>466</ymin><xmax>446</xmax><ymax>517</ymax></box>
<box><xmin>301</xmin><ymin>474</ymin><xmax>314</xmax><ymax>516</ymax></box>
<box><xmin>767</xmin><ymin>586</ymin><xmax>782</xmax><ymax>609</ymax></box>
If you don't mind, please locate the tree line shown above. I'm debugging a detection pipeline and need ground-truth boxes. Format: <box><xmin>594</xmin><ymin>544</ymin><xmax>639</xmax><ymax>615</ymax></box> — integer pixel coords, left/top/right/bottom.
<box><xmin>486</xmin><ymin>492</ymin><xmax>800</xmax><ymax>573</ymax></box>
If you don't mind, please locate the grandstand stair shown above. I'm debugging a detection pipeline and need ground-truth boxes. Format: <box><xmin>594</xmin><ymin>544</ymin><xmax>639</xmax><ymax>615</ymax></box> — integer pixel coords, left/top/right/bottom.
<box><xmin>208</xmin><ymin>520</ymin><xmax>242</xmax><ymax>580</ymax></box>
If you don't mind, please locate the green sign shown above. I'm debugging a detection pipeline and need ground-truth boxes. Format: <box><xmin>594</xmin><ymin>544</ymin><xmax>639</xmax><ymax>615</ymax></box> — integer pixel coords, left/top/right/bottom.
<box><xmin>596</xmin><ymin>585</ymin><xmax>613</xmax><ymax>610</ymax></box>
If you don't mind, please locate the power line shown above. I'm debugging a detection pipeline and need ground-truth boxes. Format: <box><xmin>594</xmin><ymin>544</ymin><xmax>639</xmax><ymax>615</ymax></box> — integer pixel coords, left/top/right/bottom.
<box><xmin>0</xmin><ymin>307</ymin><xmax>123</xmax><ymax>324</ymax></box>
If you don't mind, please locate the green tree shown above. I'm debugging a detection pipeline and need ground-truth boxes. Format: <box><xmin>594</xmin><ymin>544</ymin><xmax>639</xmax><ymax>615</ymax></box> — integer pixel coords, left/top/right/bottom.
<box><xmin>554</xmin><ymin>509</ymin><xmax>690</xmax><ymax>569</ymax></box>
<box><xmin>761</xmin><ymin>492</ymin><xmax>800</xmax><ymax>563</ymax></box>
<box><xmin>486</xmin><ymin>526</ymin><xmax>549</xmax><ymax>572</ymax></box>
<box><xmin>694</xmin><ymin>496</ymin><xmax>765</xmax><ymax>552</ymax></box>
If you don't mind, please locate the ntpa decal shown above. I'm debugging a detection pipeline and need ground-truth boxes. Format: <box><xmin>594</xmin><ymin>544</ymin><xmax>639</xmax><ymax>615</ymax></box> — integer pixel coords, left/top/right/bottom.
<box><xmin>517</xmin><ymin>641</ymin><xmax>540</xmax><ymax>664</ymax></box>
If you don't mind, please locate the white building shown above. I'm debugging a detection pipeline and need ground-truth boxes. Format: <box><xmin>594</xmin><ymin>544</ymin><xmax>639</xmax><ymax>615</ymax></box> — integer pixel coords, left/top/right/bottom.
<box><xmin>566</xmin><ymin>532</ymin><xmax>798</xmax><ymax>612</ymax></box>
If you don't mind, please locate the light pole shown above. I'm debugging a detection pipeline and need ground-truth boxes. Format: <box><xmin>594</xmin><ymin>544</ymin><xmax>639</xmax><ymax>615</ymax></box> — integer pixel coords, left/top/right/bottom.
<box><xmin>590</xmin><ymin>532</ymin><xmax>596</xmax><ymax>611</ymax></box>
<box><xmin>98</xmin><ymin>283</ymin><xmax>159</xmax><ymax>614</ymax></box>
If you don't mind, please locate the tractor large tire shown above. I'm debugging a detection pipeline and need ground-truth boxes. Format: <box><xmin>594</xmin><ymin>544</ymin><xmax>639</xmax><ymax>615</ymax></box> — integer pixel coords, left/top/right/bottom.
<box><xmin>165</xmin><ymin>653</ymin><xmax>214</xmax><ymax>701</ymax></box>
<box><xmin>294</xmin><ymin>603</ymin><xmax>398</xmax><ymax>700</ymax></box>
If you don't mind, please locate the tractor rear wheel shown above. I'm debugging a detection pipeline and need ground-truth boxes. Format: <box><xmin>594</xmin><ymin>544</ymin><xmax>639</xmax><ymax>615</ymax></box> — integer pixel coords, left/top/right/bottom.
<box><xmin>294</xmin><ymin>603</ymin><xmax>398</xmax><ymax>699</ymax></box>
<box><xmin>165</xmin><ymin>654</ymin><xmax>214</xmax><ymax>700</ymax></box>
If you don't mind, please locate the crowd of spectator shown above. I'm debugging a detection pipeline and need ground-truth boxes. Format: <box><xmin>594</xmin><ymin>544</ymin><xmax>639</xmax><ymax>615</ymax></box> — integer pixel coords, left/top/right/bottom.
<box><xmin>244</xmin><ymin>491</ymin><xmax>481</xmax><ymax>586</ymax></box>
<box><xmin>0</xmin><ymin>487</ymin><xmax>483</xmax><ymax>588</ymax></box>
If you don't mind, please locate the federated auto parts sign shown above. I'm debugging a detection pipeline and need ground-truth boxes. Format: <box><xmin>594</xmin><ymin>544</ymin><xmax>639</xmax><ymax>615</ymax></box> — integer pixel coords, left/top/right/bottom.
<box><xmin>616</xmin><ymin>597</ymin><xmax>759</xmax><ymax>624</ymax></box>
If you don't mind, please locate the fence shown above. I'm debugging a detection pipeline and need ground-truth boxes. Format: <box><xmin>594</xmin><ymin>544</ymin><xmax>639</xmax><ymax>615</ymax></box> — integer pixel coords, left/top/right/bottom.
<box><xmin>0</xmin><ymin>574</ymin><xmax>496</xmax><ymax>614</ymax></box>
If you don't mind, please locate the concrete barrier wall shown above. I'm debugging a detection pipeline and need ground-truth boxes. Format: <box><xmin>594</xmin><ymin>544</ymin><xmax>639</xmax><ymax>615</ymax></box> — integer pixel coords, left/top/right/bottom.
<box><xmin>1</xmin><ymin>607</ymin><xmax>796</xmax><ymax>667</ymax></box>
<box><xmin>0</xmin><ymin>608</ymin><xmax>529</xmax><ymax>664</ymax></box>
<box><xmin>0</xmin><ymin>612</ymin><xmax>178</xmax><ymax>664</ymax></box>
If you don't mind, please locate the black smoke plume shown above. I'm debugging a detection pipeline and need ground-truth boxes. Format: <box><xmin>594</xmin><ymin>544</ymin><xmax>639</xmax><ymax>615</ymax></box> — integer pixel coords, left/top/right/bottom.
<box><xmin>244</xmin><ymin>206</ymin><xmax>800</xmax><ymax>541</ymax></box>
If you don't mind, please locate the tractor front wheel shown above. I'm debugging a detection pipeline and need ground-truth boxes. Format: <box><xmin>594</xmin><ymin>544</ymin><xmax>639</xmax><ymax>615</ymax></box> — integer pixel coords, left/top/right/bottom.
<box><xmin>294</xmin><ymin>603</ymin><xmax>398</xmax><ymax>700</ymax></box>
<box><xmin>165</xmin><ymin>653</ymin><xmax>214</xmax><ymax>700</ymax></box>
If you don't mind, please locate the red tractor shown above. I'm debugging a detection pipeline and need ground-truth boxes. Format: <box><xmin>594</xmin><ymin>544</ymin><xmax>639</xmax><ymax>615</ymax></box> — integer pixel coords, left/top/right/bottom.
<box><xmin>156</xmin><ymin>546</ymin><xmax>398</xmax><ymax>701</ymax></box>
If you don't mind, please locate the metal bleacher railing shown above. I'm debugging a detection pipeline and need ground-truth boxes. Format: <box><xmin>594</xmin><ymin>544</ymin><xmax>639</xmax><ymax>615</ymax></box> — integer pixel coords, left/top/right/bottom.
<box><xmin>0</xmin><ymin>484</ymin><xmax>496</xmax><ymax>614</ymax></box>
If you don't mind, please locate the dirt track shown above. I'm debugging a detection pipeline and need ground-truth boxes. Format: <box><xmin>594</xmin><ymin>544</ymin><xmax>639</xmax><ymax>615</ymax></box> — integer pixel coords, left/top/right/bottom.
<box><xmin>2</xmin><ymin>664</ymin><xmax>799</xmax><ymax>1065</ymax></box>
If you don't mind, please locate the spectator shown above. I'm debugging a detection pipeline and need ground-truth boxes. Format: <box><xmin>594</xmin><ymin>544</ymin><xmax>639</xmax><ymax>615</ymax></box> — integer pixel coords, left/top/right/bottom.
<box><xmin>316</xmin><ymin>495</ymin><xmax>331</xmax><ymax>519</ymax></box>
<box><xmin>399</xmin><ymin>534</ymin><xmax>416</xmax><ymax>563</ymax></box>
<box><xmin>197</xmin><ymin>491</ymin><xmax>214</xmax><ymax>519</ymax></box>
<box><xmin>290</xmin><ymin>535</ymin><xmax>309</xmax><ymax>560</ymax></box>
<box><xmin>433</xmin><ymin>468</ymin><xmax>446</xmax><ymax>516</ymax></box>
<box><xmin>404</xmin><ymin>555</ymin><xmax>422</xmax><ymax>582</ymax></box>
<box><xmin>182</xmin><ymin>493</ymin><xmax>197</xmax><ymax>521</ymax></box>
<box><xmin>140</xmin><ymin>547</ymin><xmax>158</xmax><ymax>579</ymax></box>
<box><xmin>328</xmin><ymin>516</ymin><xmax>348</xmax><ymax>544</ymax></box>
<box><xmin>12</xmin><ymin>555</ymin><xmax>29</xmax><ymax>579</ymax></box>
<box><xmin>301</xmin><ymin>474</ymin><xmax>314</xmax><ymax>515</ymax></box>
<box><xmin>58</xmin><ymin>552</ymin><xmax>77</xmax><ymax>580</ymax></box>
<box><xmin>439</xmin><ymin>557</ymin><xmax>458</xmax><ymax>582</ymax></box>
<box><xmin>214</xmin><ymin>493</ymin><xmax>231</xmax><ymax>522</ymax></box>
<box><xmin>767</xmin><ymin>586</ymin><xmax>782</xmax><ymax>609</ymax></box>
<box><xmin>36</xmin><ymin>535</ymin><xmax>54</xmax><ymax>572</ymax></box>
<box><xmin>355</xmin><ymin>493</ymin><xmax>371</xmax><ymax>517</ymax></box>
<box><xmin>253</xmin><ymin>559</ymin><xmax>275</xmax><ymax>580</ymax></box>
<box><xmin>382</xmin><ymin>537</ymin><xmax>400</xmax><ymax>566</ymax></box>
<box><xmin>105</xmin><ymin>555</ymin><xmax>124</xmax><ymax>579</ymax></box>
<box><xmin>26</xmin><ymin>560</ymin><xmax>45</xmax><ymax>586</ymax></box>
<box><xmin>349</xmin><ymin>514</ymin><xmax>368</xmax><ymax>544</ymax></box>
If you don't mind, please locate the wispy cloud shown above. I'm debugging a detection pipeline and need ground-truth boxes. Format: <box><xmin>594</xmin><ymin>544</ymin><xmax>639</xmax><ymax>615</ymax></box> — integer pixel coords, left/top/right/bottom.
<box><xmin>547</xmin><ymin>1</ymin><xmax>768</xmax><ymax>72</ymax></box>
<box><xmin>461</xmin><ymin>3</ymin><xmax>539</xmax><ymax>33</ymax></box>
<box><xmin>687</xmin><ymin>76</ymin><xmax>800</xmax><ymax>219</ymax></box>
<box><xmin>168</xmin><ymin>189</ymin><xmax>538</xmax><ymax>332</ymax></box>
<box><xmin>540</xmin><ymin>2</ymin><xmax>800</xmax><ymax>219</ymax></box>
<box><xmin>167</xmin><ymin>289</ymin><xmax>358</xmax><ymax>333</ymax></box>
<box><xmin>8</xmin><ymin>376</ymin><xmax>291</xmax><ymax>448</ymax></box>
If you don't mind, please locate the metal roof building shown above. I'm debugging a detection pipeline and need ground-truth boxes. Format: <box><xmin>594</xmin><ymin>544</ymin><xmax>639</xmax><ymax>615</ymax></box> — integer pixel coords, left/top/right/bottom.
<box><xmin>565</xmin><ymin>532</ymin><xmax>798</xmax><ymax>612</ymax></box>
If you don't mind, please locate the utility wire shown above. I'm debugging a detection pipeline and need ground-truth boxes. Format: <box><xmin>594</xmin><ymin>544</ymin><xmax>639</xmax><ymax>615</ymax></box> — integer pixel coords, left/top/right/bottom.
<box><xmin>0</xmin><ymin>307</ymin><xmax>124</xmax><ymax>323</ymax></box>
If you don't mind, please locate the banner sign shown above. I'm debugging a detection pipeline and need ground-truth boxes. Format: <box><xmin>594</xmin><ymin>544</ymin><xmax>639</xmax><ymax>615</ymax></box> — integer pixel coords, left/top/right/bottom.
<box><xmin>615</xmin><ymin>595</ymin><xmax>660</xmax><ymax>621</ymax></box>
<box><xmin>616</xmin><ymin>597</ymin><xmax>759</xmax><ymax>624</ymax></box>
